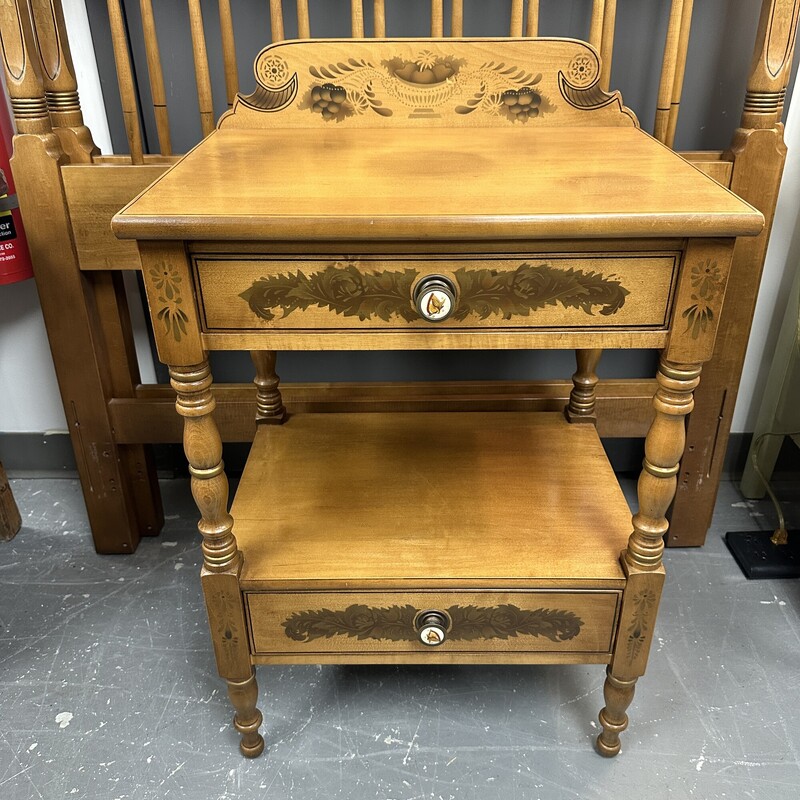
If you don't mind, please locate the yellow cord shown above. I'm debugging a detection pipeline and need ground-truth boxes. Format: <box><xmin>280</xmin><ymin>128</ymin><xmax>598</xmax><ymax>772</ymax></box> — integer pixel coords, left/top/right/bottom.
<box><xmin>750</xmin><ymin>430</ymin><xmax>800</xmax><ymax>546</ymax></box>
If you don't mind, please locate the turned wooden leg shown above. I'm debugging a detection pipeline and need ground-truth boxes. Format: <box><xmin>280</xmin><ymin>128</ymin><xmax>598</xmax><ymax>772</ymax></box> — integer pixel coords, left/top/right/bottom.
<box><xmin>251</xmin><ymin>350</ymin><xmax>287</xmax><ymax>424</ymax></box>
<box><xmin>596</xmin><ymin>668</ymin><xmax>637</xmax><ymax>757</ymax></box>
<box><xmin>565</xmin><ymin>348</ymin><xmax>602</xmax><ymax>423</ymax></box>
<box><xmin>227</xmin><ymin>671</ymin><xmax>265</xmax><ymax>758</ymax></box>
<box><xmin>171</xmin><ymin>362</ymin><xmax>265</xmax><ymax>757</ymax></box>
<box><xmin>597</xmin><ymin>359</ymin><xmax>701</xmax><ymax>756</ymax></box>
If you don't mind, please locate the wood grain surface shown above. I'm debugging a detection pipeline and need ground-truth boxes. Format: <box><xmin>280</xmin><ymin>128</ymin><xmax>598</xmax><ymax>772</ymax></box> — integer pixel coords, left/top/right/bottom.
<box><xmin>232</xmin><ymin>411</ymin><xmax>632</xmax><ymax>590</ymax></box>
<box><xmin>113</xmin><ymin>127</ymin><xmax>763</xmax><ymax>242</ymax></box>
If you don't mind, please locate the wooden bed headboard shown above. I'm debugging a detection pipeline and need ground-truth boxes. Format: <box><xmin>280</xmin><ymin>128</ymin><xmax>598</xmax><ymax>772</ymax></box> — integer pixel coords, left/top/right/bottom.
<box><xmin>0</xmin><ymin>0</ymin><xmax>798</xmax><ymax>554</ymax></box>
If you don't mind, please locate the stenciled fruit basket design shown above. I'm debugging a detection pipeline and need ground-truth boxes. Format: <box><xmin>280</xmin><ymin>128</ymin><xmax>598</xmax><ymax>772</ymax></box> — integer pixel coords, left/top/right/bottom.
<box><xmin>298</xmin><ymin>50</ymin><xmax>554</xmax><ymax>122</ymax></box>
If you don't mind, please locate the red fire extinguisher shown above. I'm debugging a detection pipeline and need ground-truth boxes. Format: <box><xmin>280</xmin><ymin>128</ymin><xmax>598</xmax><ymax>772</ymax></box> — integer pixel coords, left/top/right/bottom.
<box><xmin>0</xmin><ymin>86</ymin><xmax>34</xmax><ymax>285</ymax></box>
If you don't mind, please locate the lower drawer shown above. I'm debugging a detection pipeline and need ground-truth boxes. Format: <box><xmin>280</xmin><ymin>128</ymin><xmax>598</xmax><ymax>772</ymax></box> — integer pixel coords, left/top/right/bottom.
<box><xmin>245</xmin><ymin>590</ymin><xmax>621</xmax><ymax>657</ymax></box>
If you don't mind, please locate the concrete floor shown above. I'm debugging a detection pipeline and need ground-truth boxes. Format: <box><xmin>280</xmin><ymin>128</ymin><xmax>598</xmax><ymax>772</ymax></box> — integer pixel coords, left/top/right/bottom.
<box><xmin>1</xmin><ymin>478</ymin><xmax>799</xmax><ymax>800</ymax></box>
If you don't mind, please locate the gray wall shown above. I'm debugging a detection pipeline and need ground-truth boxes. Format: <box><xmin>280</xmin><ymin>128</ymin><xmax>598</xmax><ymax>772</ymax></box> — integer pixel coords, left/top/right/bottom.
<box><xmin>85</xmin><ymin>0</ymin><xmax>789</xmax><ymax>389</ymax></box>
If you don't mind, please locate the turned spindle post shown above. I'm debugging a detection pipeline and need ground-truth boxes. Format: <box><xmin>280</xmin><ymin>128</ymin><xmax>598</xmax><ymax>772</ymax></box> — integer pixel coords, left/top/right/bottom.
<box><xmin>596</xmin><ymin>359</ymin><xmax>701</xmax><ymax>756</ymax></box>
<box><xmin>170</xmin><ymin>362</ymin><xmax>265</xmax><ymax>757</ymax></box>
<box><xmin>566</xmin><ymin>348</ymin><xmax>602</xmax><ymax>423</ymax></box>
<box><xmin>29</xmin><ymin>0</ymin><xmax>99</xmax><ymax>162</ymax></box>
<box><xmin>251</xmin><ymin>350</ymin><xmax>287</xmax><ymax>424</ymax></box>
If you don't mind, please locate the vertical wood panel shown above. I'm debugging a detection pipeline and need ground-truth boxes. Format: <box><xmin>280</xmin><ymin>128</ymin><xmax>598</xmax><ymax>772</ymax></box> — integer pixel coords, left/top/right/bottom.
<box><xmin>187</xmin><ymin>0</ymin><xmax>215</xmax><ymax>137</ymax></box>
<box><xmin>269</xmin><ymin>0</ymin><xmax>284</xmax><ymax>41</ymax></box>
<box><xmin>451</xmin><ymin>0</ymin><xmax>464</xmax><ymax>36</ymax></box>
<box><xmin>431</xmin><ymin>0</ymin><xmax>443</xmax><ymax>37</ymax></box>
<box><xmin>525</xmin><ymin>0</ymin><xmax>540</xmax><ymax>37</ymax></box>
<box><xmin>665</xmin><ymin>0</ymin><xmax>694</xmax><ymax>148</ymax></box>
<box><xmin>510</xmin><ymin>0</ymin><xmax>523</xmax><ymax>37</ymax></box>
<box><xmin>106</xmin><ymin>0</ymin><xmax>143</xmax><ymax>162</ymax></box>
<box><xmin>654</xmin><ymin>0</ymin><xmax>686</xmax><ymax>143</ymax></box>
<box><xmin>297</xmin><ymin>0</ymin><xmax>311</xmax><ymax>38</ymax></box>
<box><xmin>351</xmin><ymin>0</ymin><xmax>364</xmax><ymax>37</ymax></box>
<box><xmin>599</xmin><ymin>0</ymin><xmax>617</xmax><ymax>90</ymax></box>
<box><xmin>218</xmin><ymin>0</ymin><xmax>239</xmax><ymax>107</ymax></box>
<box><xmin>139</xmin><ymin>0</ymin><xmax>171</xmax><ymax>154</ymax></box>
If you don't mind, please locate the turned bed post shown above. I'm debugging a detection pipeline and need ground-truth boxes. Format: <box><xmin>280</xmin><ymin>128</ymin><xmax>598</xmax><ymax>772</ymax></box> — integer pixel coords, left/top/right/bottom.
<box><xmin>0</xmin><ymin>0</ymin><xmax>158</xmax><ymax>553</ymax></box>
<box><xmin>670</xmin><ymin>0</ymin><xmax>800</xmax><ymax>546</ymax></box>
<box><xmin>28</xmin><ymin>0</ymin><xmax>98</xmax><ymax>162</ymax></box>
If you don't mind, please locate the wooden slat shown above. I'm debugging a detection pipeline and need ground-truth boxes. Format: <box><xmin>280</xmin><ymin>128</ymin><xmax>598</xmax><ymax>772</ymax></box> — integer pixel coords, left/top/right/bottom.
<box><xmin>218</xmin><ymin>0</ymin><xmax>239</xmax><ymax>107</ymax></box>
<box><xmin>654</xmin><ymin>0</ymin><xmax>686</xmax><ymax>143</ymax></box>
<box><xmin>297</xmin><ymin>0</ymin><xmax>311</xmax><ymax>38</ymax></box>
<box><xmin>665</xmin><ymin>0</ymin><xmax>695</xmax><ymax>148</ymax></box>
<box><xmin>599</xmin><ymin>0</ymin><xmax>617</xmax><ymax>91</ymax></box>
<box><xmin>431</xmin><ymin>0</ymin><xmax>444</xmax><ymax>37</ymax></box>
<box><xmin>106</xmin><ymin>0</ymin><xmax>143</xmax><ymax>163</ymax></box>
<box><xmin>452</xmin><ymin>0</ymin><xmax>464</xmax><ymax>36</ymax></box>
<box><xmin>139</xmin><ymin>0</ymin><xmax>172</xmax><ymax>154</ymax></box>
<box><xmin>589</xmin><ymin>0</ymin><xmax>605</xmax><ymax>49</ymax></box>
<box><xmin>510</xmin><ymin>0</ymin><xmax>524</xmax><ymax>37</ymax></box>
<box><xmin>351</xmin><ymin>0</ymin><xmax>364</xmax><ymax>37</ymax></box>
<box><xmin>269</xmin><ymin>0</ymin><xmax>284</xmax><ymax>41</ymax></box>
<box><xmin>187</xmin><ymin>0</ymin><xmax>215</xmax><ymax>137</ymax></box>
<box><xmin>526</xmin><ymin>0</ymin><xmax>540</xmax><ymax>37</ymax></box>
<box><xmin>108</xmin><ymin>379</ymin><xmax>657</xmax><ymax>444</ymax></box>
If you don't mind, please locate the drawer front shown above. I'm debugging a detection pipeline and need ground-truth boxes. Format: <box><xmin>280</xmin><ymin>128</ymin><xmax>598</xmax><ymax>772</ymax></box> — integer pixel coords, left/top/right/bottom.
<box><xmin>246</xmin><ymin>590</ymin><xmax>620</xmax><ymax>656</ymax></box>
<box><xmin>196</xmin><ymin>254</ymin><xmax>678</xmax><ymax>332</ymax></box>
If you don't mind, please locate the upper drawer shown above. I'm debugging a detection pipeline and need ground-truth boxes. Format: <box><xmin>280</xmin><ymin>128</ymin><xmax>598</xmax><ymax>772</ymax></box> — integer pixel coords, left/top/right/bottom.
<box><xmin>194</xmin><ymin>253</ymin><xmax>678</xmax><ymax>332</ymax></box>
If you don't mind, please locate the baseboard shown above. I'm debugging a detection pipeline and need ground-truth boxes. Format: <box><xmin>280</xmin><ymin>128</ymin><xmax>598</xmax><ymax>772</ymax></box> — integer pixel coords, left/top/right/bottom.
<box><xmin>0</xmin><ymin>432</ymin><xmax>76</xmax><ymax>475</ymax></box>
<box><xmin>3</xmin><ymin>430</ymin><xmax>799</xmax><ymax>481</ymax></box>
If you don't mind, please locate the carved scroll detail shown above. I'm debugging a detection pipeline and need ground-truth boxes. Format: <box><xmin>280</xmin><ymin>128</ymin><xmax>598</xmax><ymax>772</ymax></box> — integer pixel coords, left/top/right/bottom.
<box><xmin>238</xmin><ymin>75</ymin><xmax>298</xmax><ymax>112</ymax></box>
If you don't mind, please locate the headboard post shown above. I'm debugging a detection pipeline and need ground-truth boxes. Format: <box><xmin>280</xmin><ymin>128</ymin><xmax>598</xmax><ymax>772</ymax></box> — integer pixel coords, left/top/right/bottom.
<box><xmin>741</xmin><ymin>0</ymin><xmax>800</xmax><ymax>129</ymax></box>
<box><xmin>28</xmin><ymin>0</ymin><xmax>99</xmax><ymax>162</ymax></box>
<box><xmin>0</xmin><ymin>0</ymin><xmax>52</xmax><ymax>137</ymax></box>
<box><xmin>671</xmin><ymin>0</ymin><xmax>800</xmax><ymax>546</ymax></box>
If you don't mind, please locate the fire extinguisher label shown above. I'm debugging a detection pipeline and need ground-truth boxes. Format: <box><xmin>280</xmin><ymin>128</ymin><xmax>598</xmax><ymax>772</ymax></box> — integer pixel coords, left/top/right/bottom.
<box><xmin>0</xmin><ymin>206</ymin><xmax>17</xmax><ymax>241</ymax></box>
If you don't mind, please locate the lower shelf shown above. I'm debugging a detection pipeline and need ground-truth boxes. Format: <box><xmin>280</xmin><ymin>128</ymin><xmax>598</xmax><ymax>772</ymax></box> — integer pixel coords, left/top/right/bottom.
<box><xmin>230</xmin><ymin>411</ymin><xmax>633</xmax><ymax>664</ymax></box>
<box><xmin>232</xmin><ymin>411</ymin><xmax>633</xmax><ymax>590</ymax></box>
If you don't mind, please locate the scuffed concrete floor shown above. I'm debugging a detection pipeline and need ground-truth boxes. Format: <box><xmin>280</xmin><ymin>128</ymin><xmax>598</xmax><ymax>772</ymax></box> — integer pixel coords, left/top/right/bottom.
<box><xmin>1</xmin><ymin>478</ymin><xmax>799</xmax><ymax>800</ymax></box>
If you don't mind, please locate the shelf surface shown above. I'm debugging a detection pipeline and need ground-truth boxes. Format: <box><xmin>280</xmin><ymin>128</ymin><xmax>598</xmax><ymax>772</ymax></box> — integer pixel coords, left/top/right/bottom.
<box><xmin>232</xmin><ymin>411</ymin><xmax>632</xmax><ymax>589</ymax></box>
<box><xmin>113</xmin><ymin>126</ymin><xmax>763</xmax><ymax>241</ymax></box>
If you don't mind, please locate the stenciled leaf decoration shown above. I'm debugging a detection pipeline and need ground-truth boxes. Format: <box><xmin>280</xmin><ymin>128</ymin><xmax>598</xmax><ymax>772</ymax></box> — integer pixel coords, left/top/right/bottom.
<box><xmin>283</xmin><ymin>604</ymin><xmax>584</xmax><ymax>643</ymax></box>
<box><xmin>240</xmin><ymin>262</ymin><xmax>629</xmax><ymax>324</ymax></box>
<box><xmin>240</xmin><ymin>263</ymin><xmax>418</xmax><ymax>323</ymax></box>
<box><xmin>452</xmin><ymin>263</ymin><xmax>629</xmax><ymax>320</ymax></box>
<box><xmin>284</xmin><ymin>604</ymin><xmax>418</xmax><ymax>642</ymax></box>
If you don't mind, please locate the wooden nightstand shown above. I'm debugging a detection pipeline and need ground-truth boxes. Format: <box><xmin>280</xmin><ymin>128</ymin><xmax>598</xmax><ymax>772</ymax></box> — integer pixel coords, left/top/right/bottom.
<box><xmin>113</xmin><ymin>37</ymin><xmax>763</xmax><ymax>758</ymax></box>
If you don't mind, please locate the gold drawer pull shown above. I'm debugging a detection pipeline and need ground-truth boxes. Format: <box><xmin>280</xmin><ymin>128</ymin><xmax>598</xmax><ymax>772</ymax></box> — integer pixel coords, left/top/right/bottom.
<box><xmin>414</xmin><ymin>275</ymin><xmax>456</xmax><ymax>322</ymax></box>
<box><xmin>416</xmin><ymin>610</ymin><xmax>450</xmax><ymax>646</ymax></box>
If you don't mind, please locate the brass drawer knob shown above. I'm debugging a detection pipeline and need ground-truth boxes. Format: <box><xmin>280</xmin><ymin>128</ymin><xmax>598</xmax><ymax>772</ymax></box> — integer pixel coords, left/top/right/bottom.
<box><xmin>416</xmin><ymin>610</ymin><xmax>449</xmax><ymax>646</ymax></box>
<box><xmin>414</xmin><ymin>275</ymin><xmax>456</xmax><ymax>322</ymax></box>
